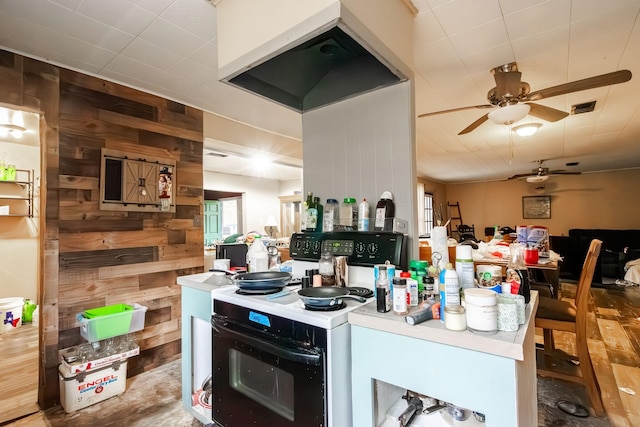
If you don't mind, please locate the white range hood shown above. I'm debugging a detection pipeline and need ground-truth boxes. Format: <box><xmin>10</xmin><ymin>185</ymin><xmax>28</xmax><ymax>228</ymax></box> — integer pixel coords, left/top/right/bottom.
<box><xmin>215</xmin><ymin>0</ymin><xmax>414</xmax><ymax>112</ymax></box>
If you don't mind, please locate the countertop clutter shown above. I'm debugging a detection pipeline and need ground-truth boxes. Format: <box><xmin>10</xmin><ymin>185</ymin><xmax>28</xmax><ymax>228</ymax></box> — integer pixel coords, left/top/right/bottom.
<box><xmin>349</xmin><ymin>291</ymin><xmax>538</xmax><ymax>361</ymax></box>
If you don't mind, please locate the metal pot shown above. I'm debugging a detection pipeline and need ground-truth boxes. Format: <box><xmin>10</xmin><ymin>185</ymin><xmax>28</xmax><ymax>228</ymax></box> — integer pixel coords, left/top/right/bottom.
<box><xmin>297</xmin><ymin>287</ymin><xmax>366</xmax><ymax>307</ymax></box>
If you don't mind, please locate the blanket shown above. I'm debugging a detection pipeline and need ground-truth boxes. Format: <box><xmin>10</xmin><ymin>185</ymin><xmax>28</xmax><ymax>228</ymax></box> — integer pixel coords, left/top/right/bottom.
<box><xmin>623</xmin><ymin>258</ymin><xmax>640</xmax><ymax>285</ymax></box>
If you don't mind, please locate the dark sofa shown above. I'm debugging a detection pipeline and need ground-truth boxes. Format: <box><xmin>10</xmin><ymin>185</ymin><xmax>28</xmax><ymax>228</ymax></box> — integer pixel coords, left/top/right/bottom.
<box><xmin>550</xmin><ymin>229</ymin><xmax>640</xmax><ymax>284</ymax></box>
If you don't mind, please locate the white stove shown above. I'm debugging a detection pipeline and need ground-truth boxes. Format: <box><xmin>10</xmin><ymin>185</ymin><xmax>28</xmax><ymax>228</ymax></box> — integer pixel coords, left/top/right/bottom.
<box><xmin>210</xmin><ymin>231</ymin><xmax>407</xmax><ymax>427</ymax></box>
<box><xmin>211</xmin><ymin>261</ymin><xmax>375</xmax><ymax>330</ymax></box>
<box><xmin>211</xmin><ymin>285</ymin><xmax>368</xmax><ymax>330</ymax></box>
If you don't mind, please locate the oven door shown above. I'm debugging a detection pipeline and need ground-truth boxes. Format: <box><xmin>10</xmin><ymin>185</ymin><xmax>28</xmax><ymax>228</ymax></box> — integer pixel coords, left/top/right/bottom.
<box><xmin>212</xmin><ymin>314</ymin><xmax>326</xmax><ymax>427</ymax></box>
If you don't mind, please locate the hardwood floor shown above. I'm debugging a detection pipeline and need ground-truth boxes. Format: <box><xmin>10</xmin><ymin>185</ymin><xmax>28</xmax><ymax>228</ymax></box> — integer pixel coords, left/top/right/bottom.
<box><xmin>535</xmin><ymin>281</ymin><xmax>640</xmax><ymax>427</ymax></box>
<box><xmin>0</xmin><ymin>323</ymin><xmax>39</xmax><ymax>424</ymax></box>
<box><xmin>3</xmin><ymin>282</ymin><xmax>639</xmax><ymax>426</ymax></box>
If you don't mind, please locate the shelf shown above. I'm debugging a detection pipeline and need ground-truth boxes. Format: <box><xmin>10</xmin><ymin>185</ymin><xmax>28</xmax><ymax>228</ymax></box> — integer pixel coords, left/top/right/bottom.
<box><xmin>0</xmin><ymin>169</ymin><xmax>33</xmax><ymax>217</ymax></box>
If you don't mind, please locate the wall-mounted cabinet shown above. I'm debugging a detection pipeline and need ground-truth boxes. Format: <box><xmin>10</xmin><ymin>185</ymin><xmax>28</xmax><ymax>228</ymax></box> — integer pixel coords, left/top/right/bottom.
<box><xmin>0</xmin><ymin>169</ymin><xmax>33</xmax><ymax>217</ymax></box>
<box><xmin>100</xmin><ymin>148</ymin><xmax>176</xmax><ymax>213</ymax></box>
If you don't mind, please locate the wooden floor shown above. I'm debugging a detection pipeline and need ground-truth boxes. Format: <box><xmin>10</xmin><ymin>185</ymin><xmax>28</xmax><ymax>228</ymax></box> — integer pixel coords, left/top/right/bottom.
<box><xmin>0</xmin><ymin>322</ymin><xmax>39</xmax><ymax>425</ymax></box>
<box><xmin>534</xmin><ymin>281</ymin><xmax>640</xmax><ymax>427</ymax></box>
<box><xmin>3</xmin><ymin>282</ymin><xmax>640</xmax><ymax>427</ymax></box>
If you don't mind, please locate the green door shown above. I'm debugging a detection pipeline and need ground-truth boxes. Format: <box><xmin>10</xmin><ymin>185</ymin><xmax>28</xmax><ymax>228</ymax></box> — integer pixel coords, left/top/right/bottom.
<box><xmin>204</xmin><ymin>200</ymin><xmax>222</xmax><ymax>245</ymax></box>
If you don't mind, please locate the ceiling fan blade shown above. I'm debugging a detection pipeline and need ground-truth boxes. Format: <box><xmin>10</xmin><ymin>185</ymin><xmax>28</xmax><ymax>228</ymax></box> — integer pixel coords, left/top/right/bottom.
<box><xmin>548</xmin><ymin>170</ymin><xmax>581</xmax><ymax>175</ymax></box>
<box><xmin>508</xmin><ymin>173</ymin><xmax>535</xmax><ymax>180</ymax></box>
<box><xmin>494</xmin><ymin>71</ymin><xmax>522</xmax><ymax>99</ymax></box>
<box><xmin>527</xmin><ymin>102</ymin><xmax>569</xmax><ymax>122</ymax></box>
<box><xmin>458</xmin><ymin>113</ymin><xmax>489</xmax><ymax>135</ymax></box>
<box><xmin>418</xmin><ymin>104</ymin><xmax>493</xmax><ymax>118</ymax></box>
<box><xmin>526</xmin><ymin>69</ymin><xmax>632</xmax><ymax>101</ymax></box>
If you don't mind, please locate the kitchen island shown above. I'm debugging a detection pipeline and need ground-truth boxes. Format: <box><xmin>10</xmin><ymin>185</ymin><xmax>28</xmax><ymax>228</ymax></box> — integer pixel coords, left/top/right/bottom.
<box><xmin>348</xmin><ymin>291</ymin><xmax>539</xmax><ymax>427</ymax></box>
<box><xmin>176</xmin><ymin>272</ymin><xmax>233</xmax><ymax>425</ymax></box>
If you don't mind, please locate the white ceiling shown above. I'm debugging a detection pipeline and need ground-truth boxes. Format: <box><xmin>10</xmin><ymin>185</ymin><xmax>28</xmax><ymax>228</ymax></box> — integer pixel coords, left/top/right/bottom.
<box><xmin>0</xmin><ymin>0</ymin><xmax>639</xmax><ymax>183</ymax></box>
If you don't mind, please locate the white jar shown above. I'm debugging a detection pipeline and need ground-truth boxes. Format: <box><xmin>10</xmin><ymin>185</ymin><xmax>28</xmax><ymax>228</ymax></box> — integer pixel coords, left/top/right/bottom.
<box><xmin>463</xmin><ymin>288</ymin><xmax>497</xmax><ymax>334</ymax></box>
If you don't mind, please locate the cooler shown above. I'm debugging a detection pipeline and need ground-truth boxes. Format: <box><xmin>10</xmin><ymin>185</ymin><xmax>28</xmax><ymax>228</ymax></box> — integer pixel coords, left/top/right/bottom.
<box><xmin>59</xmin><ymin>359</ymin><xmax>129</xmax><ymax>413</ymax></box>
<box><xmin>58</xmin><ymin>339</ymin><xmax>140</xmax><ymax>413</ymax></box>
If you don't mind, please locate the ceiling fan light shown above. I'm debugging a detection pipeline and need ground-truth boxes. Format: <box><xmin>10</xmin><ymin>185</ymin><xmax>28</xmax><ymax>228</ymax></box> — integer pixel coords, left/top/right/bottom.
<box><xmin>513</xmin><ymin>123</ymin><xmax>542</xmax><ymax>136</ymax></box>
<box><xmin>488</xmin><ymin>103</ymin><xmax>531</xmax><ymax>125</ymax></box>
<box><xmin>526</xmin><ymin>175</ymin><xmax>549</xmax><ymax>183</ymax></box>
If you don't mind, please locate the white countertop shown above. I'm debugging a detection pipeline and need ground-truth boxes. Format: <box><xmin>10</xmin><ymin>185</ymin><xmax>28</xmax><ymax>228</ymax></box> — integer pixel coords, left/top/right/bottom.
<box><xmin>348</xmin><ymin>290</ymin><xmax>538</xmax><ymax>361</ymax></box>
<box><xmin>177</xmin><ymin>272</ymin><xmax>233</xmax><ymax>293</ymax></box>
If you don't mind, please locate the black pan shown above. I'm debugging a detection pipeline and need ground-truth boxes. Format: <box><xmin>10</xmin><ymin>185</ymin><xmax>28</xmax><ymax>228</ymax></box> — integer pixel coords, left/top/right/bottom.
<box><xmin>297</xmin><ymin>287</ymin><xmax>366</xmax><ymax>307</ymax></box>
<box><xmin>233</xmin><ymin>271</ymin><xmax>292</xmax><ymax>290</ymax></box>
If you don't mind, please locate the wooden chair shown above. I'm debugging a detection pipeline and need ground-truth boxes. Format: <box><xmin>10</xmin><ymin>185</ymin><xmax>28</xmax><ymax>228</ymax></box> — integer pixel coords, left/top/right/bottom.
<box><xmin>534</xmin><ymin>239</ymin><xmax>604</xmax><ymax>416</ymax></box>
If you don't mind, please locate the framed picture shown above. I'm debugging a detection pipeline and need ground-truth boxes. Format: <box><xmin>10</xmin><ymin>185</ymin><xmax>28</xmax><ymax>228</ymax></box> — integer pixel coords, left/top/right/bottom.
<box><xmin>522</xmin><ymin>196</ymin><xmax>551</xmax><ymax>219</ymax></box>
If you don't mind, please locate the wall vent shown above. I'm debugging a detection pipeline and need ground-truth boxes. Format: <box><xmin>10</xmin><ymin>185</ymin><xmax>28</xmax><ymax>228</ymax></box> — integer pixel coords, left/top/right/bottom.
<box><xmin>571</xmin><ymin>101</ymin><xmax>596</xmax><ymax>114</ymax></box>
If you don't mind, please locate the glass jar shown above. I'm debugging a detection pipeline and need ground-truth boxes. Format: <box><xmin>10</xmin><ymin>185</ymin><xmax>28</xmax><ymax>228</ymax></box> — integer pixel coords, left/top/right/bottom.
<box><xmin>323</xmin><ymin>198</ymin><xmax>339</xmax><ymax>232</ymax></box>
<box><xmin>318</xmin><ymin>251</ymin><xmax>335</xmax><ymax>286</ymax></box>
<box><xmin>444</xmin><ymin>305</ymin><xmax>466</xmax><ymax>331</ymax></box>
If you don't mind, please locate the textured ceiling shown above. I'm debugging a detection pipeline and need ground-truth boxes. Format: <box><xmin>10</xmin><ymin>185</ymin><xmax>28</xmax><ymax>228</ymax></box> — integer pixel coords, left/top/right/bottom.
<box><xmin>0</xmin><ymin>0</ymin><xmax>639</xmax><ymax>183</ymax></box>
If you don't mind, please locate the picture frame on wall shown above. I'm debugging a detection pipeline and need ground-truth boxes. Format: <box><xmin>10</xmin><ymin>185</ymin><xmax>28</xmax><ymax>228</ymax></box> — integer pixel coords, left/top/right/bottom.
<box><xmin>522</xmin><ymin>196</ymin><xmax>551</xmax><ymax>219</ymax></box>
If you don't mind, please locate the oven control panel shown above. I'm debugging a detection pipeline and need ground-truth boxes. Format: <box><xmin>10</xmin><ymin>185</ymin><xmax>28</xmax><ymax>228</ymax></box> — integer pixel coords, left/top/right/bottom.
<box><xmin>289</xmin><ymin>231</ymin><xmax>407</xmax><ymax>269</ymax></box>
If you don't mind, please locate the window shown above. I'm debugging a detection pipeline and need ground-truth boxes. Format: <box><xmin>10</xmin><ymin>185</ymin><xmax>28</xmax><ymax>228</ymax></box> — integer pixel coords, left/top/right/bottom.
<box><xmin>221</xmin><ymin>196</ymin><xmax>243</xmax><ymax>238</ymax></box>
<box><xmin>424</xmin><ymin>193</ymin><xmax>434</xmax><ymax>237</ymax></box>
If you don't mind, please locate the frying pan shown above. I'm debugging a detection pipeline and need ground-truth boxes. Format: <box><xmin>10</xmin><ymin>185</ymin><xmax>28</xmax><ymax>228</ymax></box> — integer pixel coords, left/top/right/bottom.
<box><xmin>298</xmin><ymin>287</ymin><xmax>367</xmax><ymax>307</ymax></box>
<box><xmin>232</xmin><ymin>271</ymin><xmax>292</xmax><ymax>290</ymax></box>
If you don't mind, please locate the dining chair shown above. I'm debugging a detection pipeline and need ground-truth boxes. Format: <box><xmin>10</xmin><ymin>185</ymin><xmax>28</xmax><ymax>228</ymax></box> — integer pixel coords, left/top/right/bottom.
<box><xmin>534</xmin><ymin>238</ymin><xmax>604</xmax><ymax>417</ymax></box>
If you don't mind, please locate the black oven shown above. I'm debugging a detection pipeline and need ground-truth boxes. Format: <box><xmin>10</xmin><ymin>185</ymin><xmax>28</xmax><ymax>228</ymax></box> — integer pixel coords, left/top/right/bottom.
<box><xmin>212</xmin><ymin>300</ymin><xmax>327</xmax><ymax>427</ymax></box>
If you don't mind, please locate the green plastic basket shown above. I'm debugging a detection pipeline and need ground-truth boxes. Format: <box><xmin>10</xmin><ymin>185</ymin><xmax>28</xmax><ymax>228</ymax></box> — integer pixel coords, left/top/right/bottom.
<box><xmin>83</xmin><ymin>304</ymin><xmax>134</xmax><ymax>340</ymax></box>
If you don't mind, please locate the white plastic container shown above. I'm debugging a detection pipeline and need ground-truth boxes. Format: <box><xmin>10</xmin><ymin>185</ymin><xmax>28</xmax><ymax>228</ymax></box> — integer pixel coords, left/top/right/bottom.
<box><xmin>464</xmin><ymin>288</ymin><xmax>497</xmax><ymax>334</ymax></box>
<box><xmin>59</xmin><ymin>360</ymin><xmax>129</xmax><ymax>413</ymax></box>
<box><xmin>246</xmin><ymin>236</ymin><xmax>268</xmax><ymax>272</ymax></box>
<box><xmin>78</xmin><ymin>303</ymin><xmax>147</xmax><ymax>342</ymax></box>
<box><xmin>0</xmin><ymin>297</ymin><xmax>24</xmax><ymax>334</ymax></box>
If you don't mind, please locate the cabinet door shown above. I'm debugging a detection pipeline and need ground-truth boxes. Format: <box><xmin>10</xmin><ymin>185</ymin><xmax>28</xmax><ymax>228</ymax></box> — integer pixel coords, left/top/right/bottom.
<box><xmin>123</xmin><ymin>160</ymin><xmax>158</xmax><ymax>204</ymax></box>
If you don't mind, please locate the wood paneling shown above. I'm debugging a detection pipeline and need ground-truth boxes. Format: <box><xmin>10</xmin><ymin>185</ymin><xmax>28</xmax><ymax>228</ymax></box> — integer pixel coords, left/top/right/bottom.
<box><xmin>0</xmin><ymin>51</ymin><xmax>204</xmax><ymax>409</ymax></box>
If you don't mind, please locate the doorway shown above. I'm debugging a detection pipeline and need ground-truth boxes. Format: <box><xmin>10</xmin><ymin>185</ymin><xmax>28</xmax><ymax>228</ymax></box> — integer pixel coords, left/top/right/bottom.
<box><xmin>0</xmin><ymin>105</ymin><xmax>42</xmax><ymax>422</ymax></box>
<box><xmin>203</xmin><ymin>190</ymin><xmax>243</xmax><ymax>244</ymax></box>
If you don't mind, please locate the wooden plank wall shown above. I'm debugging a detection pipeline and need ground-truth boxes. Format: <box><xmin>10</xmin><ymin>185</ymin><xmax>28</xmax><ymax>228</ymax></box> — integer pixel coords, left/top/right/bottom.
<box><xmin>0</xmin><ymin>50</ymin><xmax>205</xmax><ymax>408</ymax></box>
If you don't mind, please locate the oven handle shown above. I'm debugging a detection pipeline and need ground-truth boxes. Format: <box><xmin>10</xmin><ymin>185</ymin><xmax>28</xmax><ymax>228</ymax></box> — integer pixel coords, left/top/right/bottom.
<box><xmin>213</xmin><ymin>317</ymin><xmax>322</xmax><ymax>366</ymax></box>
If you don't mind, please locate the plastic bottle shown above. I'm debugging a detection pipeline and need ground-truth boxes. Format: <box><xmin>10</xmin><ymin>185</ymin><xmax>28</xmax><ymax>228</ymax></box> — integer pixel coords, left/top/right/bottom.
<box><xmin>393</xmin><ymin>278</ymin><xmax>408</xmax><ymax>315</ymax></box>
<box><xmin>358</xmin><ymin>198</ymin><xmax>370</xmax><ymax>231</ymax></box>
<box><xmin>374</xmin><ymin>191</ymin><xmax>395</xmax><ymax>231</ymax></box>
<box><xmin>444</xmin><ymin>267</ymin><xmax>461</xmax><ymax>308</ymax></box>
<box><xmin>340</xmin><ymin>198</ymin><xmax>357</xmax><ymax>228</ymax></box>
<box><xmin>401</xmin><ymin>272</ymin><xmax>418</xmax><ymax>307</ymax></box>
<box><xmin>376</xmin><ymin>266</ymin><xmax>391</xmax><ymax>313</ymax></box>
<box><xmin>455</xmin><ymin>245</ymin><xmax>475</xmax><ymax>289</ymax></box>
<box><xmin>323</xmin><ymin>198</ymin><xmax>339</xmax><ymax>232</ymax></box>
<box><xmin>246</xmin><ymin>236</ymin><xmax>268</xmax><ymax>272</ymax></box>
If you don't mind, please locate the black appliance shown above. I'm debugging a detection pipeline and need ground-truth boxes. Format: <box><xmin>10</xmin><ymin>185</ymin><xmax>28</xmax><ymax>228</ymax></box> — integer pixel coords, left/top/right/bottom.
<box><xmin>215</xmin><ymin>243</ymin><xmax>248</xmax><ymax>268</ymax></box>
<box><xmin>289</xmin><ymin>231</ymin><xmax>407</xmax><ymax>271</ymax></box>
<box><xmin>212</xmin><ymin>300</ymin><xmax>327</xmax><ymax>426</ymax></box>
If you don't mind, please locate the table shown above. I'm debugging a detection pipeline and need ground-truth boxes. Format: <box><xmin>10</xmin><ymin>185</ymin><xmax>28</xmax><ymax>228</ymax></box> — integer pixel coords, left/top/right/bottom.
<box><xmin>348</xmin><ymin>292</ymin><xmax>539</xmax><ymax>427</ymax></box>
<box><xmin>475</xmin><ymin>258</ymin><xmax>560</xmax><ymax>293</ymax></box>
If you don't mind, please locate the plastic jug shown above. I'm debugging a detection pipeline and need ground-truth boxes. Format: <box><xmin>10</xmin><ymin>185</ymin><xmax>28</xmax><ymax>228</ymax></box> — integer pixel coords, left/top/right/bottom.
<box><xmin>246</xmin><ymin>236</ymin><xmax>268</xmax><ymax>272</ymax></box>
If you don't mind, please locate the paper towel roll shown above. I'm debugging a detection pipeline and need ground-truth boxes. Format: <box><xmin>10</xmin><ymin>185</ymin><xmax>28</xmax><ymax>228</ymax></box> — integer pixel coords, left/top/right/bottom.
<box><xmin>431</xmin><ymin>226</ymin><xmax>449</xmax><ymax>267</ymax></box>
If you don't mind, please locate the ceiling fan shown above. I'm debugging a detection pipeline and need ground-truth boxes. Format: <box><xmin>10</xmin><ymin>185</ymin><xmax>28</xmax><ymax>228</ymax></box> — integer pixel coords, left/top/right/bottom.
<box><xmin>418</xmin><ymin>62</ymin><xmax>632</xmax><ymax>135</ymax></box>
<box><xmin>508</xmin><ymin>160</ymin><xmax>581</xmax><ymax>182</ymax></box>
